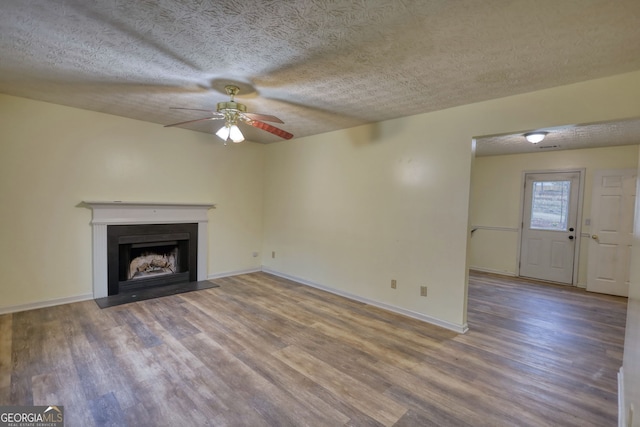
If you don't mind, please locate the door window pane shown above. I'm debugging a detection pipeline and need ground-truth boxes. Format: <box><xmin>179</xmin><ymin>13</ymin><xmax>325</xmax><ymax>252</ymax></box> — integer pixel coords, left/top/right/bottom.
<box><xmin>530</xmin><ymin>181</ymin><xmax>571</xmax><ymax>231</ymax></box>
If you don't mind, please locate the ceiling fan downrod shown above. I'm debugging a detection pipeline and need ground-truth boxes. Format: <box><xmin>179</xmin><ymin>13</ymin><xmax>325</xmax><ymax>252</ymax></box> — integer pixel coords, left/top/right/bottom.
<box><xmin>217</xmin><ymin>85</ymin><xmax>246</xmax><ymax>113</ymax></box>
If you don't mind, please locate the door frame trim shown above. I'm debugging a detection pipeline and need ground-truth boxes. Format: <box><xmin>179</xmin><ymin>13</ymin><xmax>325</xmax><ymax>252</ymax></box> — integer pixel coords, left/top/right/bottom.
<box><xmin>517</xmin><ymin>168</ymin><xmax>586</xmax><ymax>286</ymax></box>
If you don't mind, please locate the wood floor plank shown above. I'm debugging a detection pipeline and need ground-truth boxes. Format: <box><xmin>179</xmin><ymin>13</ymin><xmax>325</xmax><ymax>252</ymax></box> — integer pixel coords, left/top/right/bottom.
<box><xmin>87</xmin><ymin>391</ymin><xmax>126</xmax><ymax>427</ymax></box>
<box><xmin>68</xmin><ymin>318</ymin><xmax>137</xmax><ymax>408</ymax></box>
<box><xmin>234</xmin><ymin>347</ymin><xmax>355</xmax><ymax>426</ymax></box>
<box><xmin>179</xmin><ymin>290</ymin><xmax>289</xmax><ymax>355</ymax></box>
<box><xmin>181</xmin><ymin>332</ymin><xmax>328</xmax><ymax>426</ymax></box>
<box><xmin>0</xmin><ymin>314</ymin><xmax>12</xmax><ymax>394</ymax></box>
<box><xmin>0</xmin><ymin>270</ymin><xmax>627</xmax><ymax>425</ymax></box>
<box><xmin>9</xmin><ymin>307</ymin><xmax>48</xmax><ymax>406</ymax></box>
<box><xmin>31</xmin><ymin>367</ymin><xmax>96</xmax><ymax>426</ymax></box>
<box><xmin>273</xmin><ymin>345</ymin><xmax>408</xmax><ymax>426</ymax></box>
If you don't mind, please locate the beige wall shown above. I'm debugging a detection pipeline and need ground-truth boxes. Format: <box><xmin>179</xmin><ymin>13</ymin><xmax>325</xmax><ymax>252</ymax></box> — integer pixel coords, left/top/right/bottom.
<box><xmin>262</xmin><ymin>118</ymin><xmax>475</xmax><ymax>330</ymax></box>
<box><xmin>2</xmin><ymin>70</ymin><xmax>640</xmax><ymax>331</ymax></box>
<box><xmin>2</xmin><ymin>70</ymin><xmax>639</xmax><ymax>416</ymax></box>
<box><xmin>470</xmin><ymin>145</ymin><xmax>640</xmax><ymax>285</ymax></box>
<box><xmin>262</xmin><ymin>70</ymin><xmax>640</xmax><ymax>331</ymax></box>
<box><xmin>623</xmin><ymin>148</ymin><xmax>640</xmax><ymax>426</ymax></box>
<box><xmin>0</xmin><ymin>94</ymin><xmax>265</xmax><ymax>310</ymax></box>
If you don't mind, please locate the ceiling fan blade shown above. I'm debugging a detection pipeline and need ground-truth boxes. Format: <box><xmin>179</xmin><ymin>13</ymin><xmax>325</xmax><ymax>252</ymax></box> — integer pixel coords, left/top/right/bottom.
<box><xmin>241</xmin><ymin>112</ymin><xmax>284</xmax><ymax>124</ymax></box>
<box><xmin>246</xmin><ymin>120</ymin><xmax>294</xmax><ymax>140</ymax></box>
<box><xmin>164</xmin><ymin>116</ymin><xmax>221</xmax><ymax>127</ymax></box>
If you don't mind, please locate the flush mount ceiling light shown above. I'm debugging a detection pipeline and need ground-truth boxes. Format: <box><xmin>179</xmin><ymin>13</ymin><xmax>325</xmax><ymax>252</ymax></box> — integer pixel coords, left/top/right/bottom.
<box><xmin>524</xmin><ymin>131</ymin><xmax>548</xmax><ymax>144</ymax></box>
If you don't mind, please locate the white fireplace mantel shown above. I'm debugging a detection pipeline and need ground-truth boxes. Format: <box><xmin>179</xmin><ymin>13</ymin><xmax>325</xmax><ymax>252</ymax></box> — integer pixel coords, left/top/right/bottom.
<box><xmin>83</xmin><ymin>201</ymin><xmax>215</xmax><ymax>298</ymax></box>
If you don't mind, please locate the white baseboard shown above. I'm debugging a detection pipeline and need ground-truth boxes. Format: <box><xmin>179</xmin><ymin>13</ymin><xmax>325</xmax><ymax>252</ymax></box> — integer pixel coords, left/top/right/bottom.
<box><xmin>0</xmin><ymin>293</ymin><xmax>94</xmax><ymax>315</ymax></box>
<box><xmin>207</xmin><ymin>267</ymin><xmax>262</xmax><ymax>280</ymax></box>
<box><xmin>619</xmin><ymin>367</ymin><xmax>625</xmax><ymax>427</ymax></box>
<box><xmin>262</xmin><ymin>267</ymin><xmax>468</xmax><ymax>334</ymax></box>
<box><xmin>469</xmin><ymin>266</ymin><xmax>517</xmax><ymax>276</ymax></box>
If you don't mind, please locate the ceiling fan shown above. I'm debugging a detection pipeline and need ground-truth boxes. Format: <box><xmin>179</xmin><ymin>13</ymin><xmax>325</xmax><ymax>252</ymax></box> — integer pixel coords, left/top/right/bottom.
<box><xmin>164</xmin><ymin>85</ymin><xmax>293</xmax><ymax>144</ymax></box>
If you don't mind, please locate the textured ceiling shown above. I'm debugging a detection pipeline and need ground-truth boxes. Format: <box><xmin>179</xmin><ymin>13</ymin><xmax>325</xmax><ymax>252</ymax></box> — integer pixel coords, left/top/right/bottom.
<box><xmin>475</xmin><ymin>118</ymin><xmax>640</xmax><ymax>157</ymax></box>
<box><xmin>1</xmin><ymin>0</ymin><xmax>640</xmax><ymax>147</ymax></box>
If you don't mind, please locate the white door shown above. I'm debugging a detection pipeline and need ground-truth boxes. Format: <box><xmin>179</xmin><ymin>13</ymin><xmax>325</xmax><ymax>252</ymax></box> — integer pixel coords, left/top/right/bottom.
<box><xmin>519</xmin><ymin>172</ymin><xmax>581</xmax><ymax>284</ymax></box>
<box><xmin>586</xmin><ymin>169</ymin><xmax>637</xmax><ymax>296</ymax></box>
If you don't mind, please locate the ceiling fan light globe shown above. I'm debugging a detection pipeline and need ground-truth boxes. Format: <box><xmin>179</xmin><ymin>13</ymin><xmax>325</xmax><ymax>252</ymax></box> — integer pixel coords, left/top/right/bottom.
<box><xmin>216</xmin><ymin>125</ymin><xmax>230</xmax><ymax>141</ymax></box>
<box><xmin>229</xmin><ymin>125</ymin><xmax>244</xmax><ymax>143</ymax></box>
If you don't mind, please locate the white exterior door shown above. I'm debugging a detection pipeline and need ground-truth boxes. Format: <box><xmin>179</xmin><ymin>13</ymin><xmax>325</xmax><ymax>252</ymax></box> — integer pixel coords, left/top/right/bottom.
<box><xmin>586</xmin><ymin>169</ymin><xmax>637</xmax><ymax>296</ymax></box>
<box><xmin>519</xmin><ymin>172</ymin><xmax>581</xmax><ymax>284</ymax></box>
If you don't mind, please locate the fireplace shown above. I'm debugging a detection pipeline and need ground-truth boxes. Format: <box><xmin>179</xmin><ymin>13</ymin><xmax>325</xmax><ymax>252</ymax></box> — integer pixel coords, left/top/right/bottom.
<box><xmin>83</xmin><ymin>201</ymin><xmax>215</xmax><ymax>299</ymax></box>
<box><xmin>107</xmin><ymin>223</ymin><xmax>198</xmax><ymax>296</ymax></box>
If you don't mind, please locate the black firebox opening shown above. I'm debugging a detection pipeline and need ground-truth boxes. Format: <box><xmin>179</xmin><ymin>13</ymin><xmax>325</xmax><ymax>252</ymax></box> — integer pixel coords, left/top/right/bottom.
<box><xmin>107</xmin><ymin>223</ymin><xmax>198</xmax><ymax>296</ymax></box>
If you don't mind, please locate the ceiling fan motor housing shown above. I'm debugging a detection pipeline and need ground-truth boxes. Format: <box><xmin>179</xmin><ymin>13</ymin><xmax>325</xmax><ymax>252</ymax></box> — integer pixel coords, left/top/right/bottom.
<box><xmin>216</xmin><ymin>101</ymin><xmax>247</xmax><ymax>113</ymax></box>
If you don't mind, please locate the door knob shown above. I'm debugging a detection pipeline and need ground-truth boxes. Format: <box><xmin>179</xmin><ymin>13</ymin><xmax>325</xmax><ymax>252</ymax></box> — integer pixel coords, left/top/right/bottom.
<box><xmin>592</xmin><ymin>234</ymin><xmax>599</xmax><ymax>240</ymax></box>
<box><xmin>568</xmin><ymin>235</ymin><xmax>574</xmax><ymax>240</ymax></box>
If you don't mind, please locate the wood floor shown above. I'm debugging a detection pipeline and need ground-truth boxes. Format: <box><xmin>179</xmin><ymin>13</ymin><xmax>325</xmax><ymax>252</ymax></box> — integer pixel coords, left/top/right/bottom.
<box><xmin>0</xmin><ymin>271</ymin><xmax>627</xmax><ymax>426</ymax></box>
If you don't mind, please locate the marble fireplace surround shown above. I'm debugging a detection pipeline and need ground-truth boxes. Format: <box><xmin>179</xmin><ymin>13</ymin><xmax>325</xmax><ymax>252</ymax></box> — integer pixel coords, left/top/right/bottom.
<box><xmin>84</xmin><ymin>201</ymin><xmax>215</xmax><ymax>298</ymax></box>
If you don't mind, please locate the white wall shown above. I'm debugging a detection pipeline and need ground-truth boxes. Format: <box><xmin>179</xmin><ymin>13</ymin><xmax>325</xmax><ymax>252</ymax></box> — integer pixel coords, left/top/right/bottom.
<box><xmin>470</xmin><ymin>145</ymin><xmax>639</xmax><ymax>284</ymax></box>
<box><xmin>623</xmin><ymin>148</ymin><xmax>640</xmax><ymax>426</ymax></box>
<box><xmin>0</xmin><ymin>94</ymin><xmax>265</xmax><ymax>311</ymax></box>
<box><xmin>261</xmin><ymin>70</ymin><xmax>640</xmax><ymax>332</ymax></box>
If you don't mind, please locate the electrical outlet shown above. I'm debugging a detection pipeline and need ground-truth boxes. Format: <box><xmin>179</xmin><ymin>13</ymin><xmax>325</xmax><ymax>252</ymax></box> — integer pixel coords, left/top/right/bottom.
<box><xmin>391</xmin><ymin>279</ymin><xmax>397</xmax><ymax>289</ymax></box>
<box><xmin>272</xmin><ymin>251</ymin><xmax>276</xmax><ymax>259</ymax></box>
<box><xmin>420</xmin><ymin>286</ymin><xmax>427</xmax><ymax>297</ymax></box>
